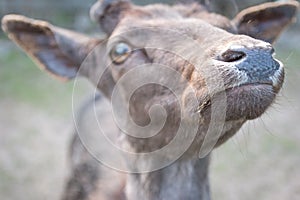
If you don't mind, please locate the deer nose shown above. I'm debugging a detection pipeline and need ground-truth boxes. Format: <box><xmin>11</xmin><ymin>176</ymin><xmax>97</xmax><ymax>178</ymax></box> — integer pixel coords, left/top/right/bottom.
<box><xmin>219</xmin><ymin>44</ymin><xmax>280</xmax><ymax>83</ymax></box>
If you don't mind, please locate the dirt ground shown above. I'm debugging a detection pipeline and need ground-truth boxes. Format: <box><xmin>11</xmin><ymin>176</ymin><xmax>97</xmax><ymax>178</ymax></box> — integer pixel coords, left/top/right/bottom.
<box><xmin>0</xmin><ymin>22</ymin><xmax>300</xmax><ymax>200</ymax></box>
<box><xmin>0</xmin><ymin>99</ymin><xmax>70</xmax><ymax>200</ymax></box>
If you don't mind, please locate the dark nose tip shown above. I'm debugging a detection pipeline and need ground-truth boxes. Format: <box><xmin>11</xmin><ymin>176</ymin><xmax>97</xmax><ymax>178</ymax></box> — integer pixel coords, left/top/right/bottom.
<box><xmin>219</xmin><ymin>44</ymin><xmax>279</xmax><ymax>82</ymax></box>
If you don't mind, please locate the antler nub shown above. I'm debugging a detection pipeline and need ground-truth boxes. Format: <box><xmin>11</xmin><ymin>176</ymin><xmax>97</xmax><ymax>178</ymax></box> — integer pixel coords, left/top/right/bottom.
<box><xmin>90</xmin><ymin>0</ymin><xmax>130</xmax><ymax>22</ymax></box>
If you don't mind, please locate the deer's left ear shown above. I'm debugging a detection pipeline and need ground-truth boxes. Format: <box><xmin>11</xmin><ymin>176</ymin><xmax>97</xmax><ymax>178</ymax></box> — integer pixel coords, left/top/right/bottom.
<box><xmin>90</xmin><ymin>0</ymin><xmax>132</xmax><ymax>34</ymax></box>
<box><xmin>2</xmin><ymin>14</ymin><xmax>102</xmax><ymax>80</ymax></box>
<box><xmin>232</xmin><ymin>0</ymin><xmax>299</xmax><ymax>43</ymax></box>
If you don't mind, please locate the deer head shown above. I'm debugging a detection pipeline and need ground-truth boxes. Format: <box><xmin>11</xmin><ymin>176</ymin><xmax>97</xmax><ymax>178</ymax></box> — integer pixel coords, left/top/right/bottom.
<box><xmin>1</xmin><ymin>0</ymin><xmax>299</xmax><ymax>199</ymax></box>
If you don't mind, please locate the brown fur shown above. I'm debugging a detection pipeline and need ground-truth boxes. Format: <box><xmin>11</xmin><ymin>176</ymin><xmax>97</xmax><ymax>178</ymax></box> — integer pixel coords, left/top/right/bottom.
<box><xmin>1</xmin><ymin>0</ymin><xmax>299</xmax><ymax>199</ymax></box>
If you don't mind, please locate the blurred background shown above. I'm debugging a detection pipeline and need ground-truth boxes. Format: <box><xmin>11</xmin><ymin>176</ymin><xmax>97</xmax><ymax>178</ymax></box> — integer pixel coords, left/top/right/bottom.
<box><xmin>0</xmin><ymin>0</ymin><xmax>299</xmax><ymax>200</ymax></box>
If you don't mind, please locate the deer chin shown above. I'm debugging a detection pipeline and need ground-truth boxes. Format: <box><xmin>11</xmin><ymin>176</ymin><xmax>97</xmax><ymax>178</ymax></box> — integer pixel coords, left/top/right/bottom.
<box><xmin>224</xmin><ymin>83</ymin><xmax>277</xmax><ymax>121</ymax></box>
<box><xmin>191</xmin><ymin>77</ymin><xmax>284</xmax><ymax>148</ymax></box>
<box><xmin>196</xmin><ymin>82</ymin><xmax>281</xmax><ymax>124</ymax></box>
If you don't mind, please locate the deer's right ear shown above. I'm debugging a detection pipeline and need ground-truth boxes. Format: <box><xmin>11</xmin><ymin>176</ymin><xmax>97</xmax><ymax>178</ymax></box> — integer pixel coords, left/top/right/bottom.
<box><xmin>1</xmin><ymin>15</ymin><xmax>102</xmax><ymax>81</ymax></box>
<box><xmin>90</xmin><ymin>0</ymin><xmax>132</xmax><ymax>34</ymax></box>
<box><xmin>232</xmin><ymin>1</ymin><xmax>299</xmax><ymax>44</ymax></box>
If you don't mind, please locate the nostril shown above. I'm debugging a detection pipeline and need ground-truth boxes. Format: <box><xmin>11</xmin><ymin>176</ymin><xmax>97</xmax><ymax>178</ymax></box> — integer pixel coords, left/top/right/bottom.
<box><xmin>220</xmin><ymin>50</ymin><xmax>246</xmax><ymax>62</ymax></box>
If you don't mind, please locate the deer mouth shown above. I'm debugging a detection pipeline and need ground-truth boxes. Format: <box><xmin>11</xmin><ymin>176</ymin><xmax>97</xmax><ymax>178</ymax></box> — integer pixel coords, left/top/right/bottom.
<box><xmin>197</xmin><ymin>81</ymin><xmax>282</xmax><ymax>121</ymax></box>
<box><xmin>224</xmin><ymin>82</ymin><xmax>276</xmax><ymax>120</ymax></box>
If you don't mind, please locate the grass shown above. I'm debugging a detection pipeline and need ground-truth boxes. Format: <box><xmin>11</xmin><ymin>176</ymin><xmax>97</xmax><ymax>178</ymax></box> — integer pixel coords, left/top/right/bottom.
<box><xmin>276</xmin><ymin>46</ymin><xmax>300</xmax><ymax>69</ymax></box>
<box><xmin>0</xmin><ymin>45</ymin><xmax>90</xmax><ymax>117</ymax></box>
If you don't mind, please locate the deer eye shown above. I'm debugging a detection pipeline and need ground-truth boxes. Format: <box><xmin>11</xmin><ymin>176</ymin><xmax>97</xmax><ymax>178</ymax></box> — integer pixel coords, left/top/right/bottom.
<box><xmin>110</xmin><ymin>42</ymin><xmax>132</xmax><ymax>64</ymax></box>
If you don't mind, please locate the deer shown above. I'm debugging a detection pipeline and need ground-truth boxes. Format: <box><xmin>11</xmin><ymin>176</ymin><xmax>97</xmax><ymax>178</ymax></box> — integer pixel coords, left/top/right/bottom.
<box><xmin>2</xmin><ymin>0</ymin><xmax>299</xmax><ymax>199</ymax></box>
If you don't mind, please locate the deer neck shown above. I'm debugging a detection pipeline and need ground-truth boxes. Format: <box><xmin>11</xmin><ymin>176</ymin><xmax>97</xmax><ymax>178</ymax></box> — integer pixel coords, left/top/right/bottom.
<box><xmin>125</xmin><ymin>156</ymin><xmax>211</xmax><ymax>200</ymax></box>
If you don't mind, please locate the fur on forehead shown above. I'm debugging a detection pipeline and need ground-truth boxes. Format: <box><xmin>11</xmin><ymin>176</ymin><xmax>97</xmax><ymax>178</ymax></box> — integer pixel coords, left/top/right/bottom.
<box><xmin>111</xmin><ymin>2</ymin><xmax>236</xmax><ymax>35</ymax></box>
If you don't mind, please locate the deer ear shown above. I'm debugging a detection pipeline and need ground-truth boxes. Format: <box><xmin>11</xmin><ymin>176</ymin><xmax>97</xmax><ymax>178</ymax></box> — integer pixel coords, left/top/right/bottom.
<box><xmin>90</xmin><ymin>0</ymin><xmax>132</xmax><ymax>34</ymax></box>
<box><xmin>1</xmin><ymin>14</ymin><xmax>101</xmax><ymax>81</ymax></box>
<box><xmin>232</xmin><ymin>1</ymin><xmax>299</xmax><ymax>44</ymax></box>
